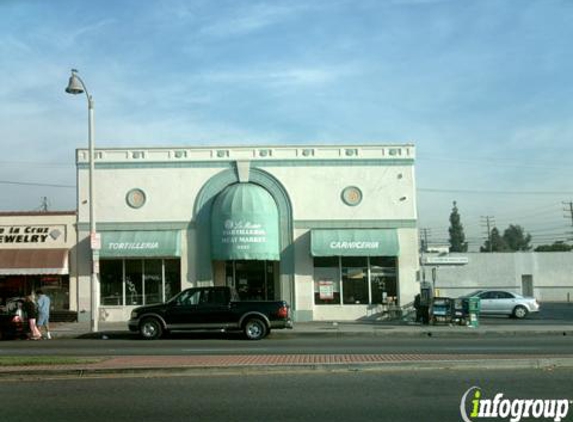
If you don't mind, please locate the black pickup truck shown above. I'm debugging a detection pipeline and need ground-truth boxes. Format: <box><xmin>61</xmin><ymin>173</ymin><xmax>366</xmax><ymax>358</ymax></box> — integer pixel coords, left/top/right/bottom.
<box><xmin>128</xmin><ymin>286</ymin><xmax>293</xmax><ymax>340</ymax></box>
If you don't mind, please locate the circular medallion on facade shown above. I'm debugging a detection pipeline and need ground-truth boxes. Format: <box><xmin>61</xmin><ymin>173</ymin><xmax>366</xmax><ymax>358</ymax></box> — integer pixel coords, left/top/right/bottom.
<box><xmin>341</xmin><ymin>186</ymin><xmax>362</xmax><ymax>206</ymax></box>
<box><xmin>126</xmin><ymin>188</ymin><xmax>146</xmax><ymax>209</ymax></box>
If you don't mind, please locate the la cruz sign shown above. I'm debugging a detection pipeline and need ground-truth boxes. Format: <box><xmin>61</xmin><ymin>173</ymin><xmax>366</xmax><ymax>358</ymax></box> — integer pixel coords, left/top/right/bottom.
<box><xmin>0</xmin><ymin>225</ymin><xmax>64</xmax><ymax>244</ymax></box>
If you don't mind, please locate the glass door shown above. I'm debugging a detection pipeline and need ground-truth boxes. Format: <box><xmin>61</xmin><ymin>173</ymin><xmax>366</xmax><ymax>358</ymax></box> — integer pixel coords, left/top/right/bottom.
<box><xmin>225</xmin><ymin>260</ymin><xmax>275</xmax><ymax>300</ymax></box>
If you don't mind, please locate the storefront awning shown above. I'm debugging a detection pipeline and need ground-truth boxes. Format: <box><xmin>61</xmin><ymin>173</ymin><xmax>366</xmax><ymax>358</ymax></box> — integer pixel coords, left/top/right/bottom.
<box><xmin>0</xmin><ymin>248</ymin><xmax>69</xmax><ymax>275</ymax></box>
<box><xmin>99</xmin><ymin>231</ymin><xmax>181</xmax><ymax>258</ymax></box>
<box><xmin>211</xmin><ymin>183</ymin><xmax>280</xmax><ymax>260</ymax></box>
<box><xmin>311</xmin><ymin>229</ymin><xmax>400</xmax><ymax>257</ymax></box>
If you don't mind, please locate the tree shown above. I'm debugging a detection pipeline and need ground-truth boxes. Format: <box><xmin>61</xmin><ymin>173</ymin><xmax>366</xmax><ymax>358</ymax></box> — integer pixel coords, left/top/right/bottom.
<box><xmin>480</xmin><ymin>227</ymin><xmax>508</xmax><ymax>252</ymax></box>
<box><xmin>534</xmin><ymin>241</ymin><xmax>573</xmax><ymax>252</ymax></box>
<box><xmin>448</xmin><ymin>201</ymin><xmax>468</xmax><ymax>252</ymax></box>
<box><xmin>503</xmin><ymin>224</ymin><xmax>532</xmax><ymax>251</ymax></box>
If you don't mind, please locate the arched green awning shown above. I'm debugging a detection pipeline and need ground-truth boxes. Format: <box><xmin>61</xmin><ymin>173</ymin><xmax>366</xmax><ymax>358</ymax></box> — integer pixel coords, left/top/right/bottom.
<box><xmin>211</xmin><ymin>183</ymin><xmax>280</xmax><ymax>260</ymax></box>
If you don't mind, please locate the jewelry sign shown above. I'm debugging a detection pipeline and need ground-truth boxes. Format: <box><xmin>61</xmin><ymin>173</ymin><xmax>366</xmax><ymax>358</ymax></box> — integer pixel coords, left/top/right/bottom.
<box><xmin>0</xmin><ymin>226</ymin><xmax>65</xmax><ymax>245</ymax></box>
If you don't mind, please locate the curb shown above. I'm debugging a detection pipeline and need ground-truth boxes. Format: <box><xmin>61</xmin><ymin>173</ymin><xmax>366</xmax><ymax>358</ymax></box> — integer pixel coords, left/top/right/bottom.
<box><xmin>53</xmin><ymin>328</ymin><xmax>573</xmax><ymax>340</ymax></box>
<box><xmin>275</xmin><ymin>329</ymin><xmax>573</xmax><ymax>338</ymax></box>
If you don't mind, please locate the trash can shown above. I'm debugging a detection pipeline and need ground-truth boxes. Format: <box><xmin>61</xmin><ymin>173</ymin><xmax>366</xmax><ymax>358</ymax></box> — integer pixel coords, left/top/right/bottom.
<box><xmin>468</xmin><ymin>296</ymin><xmax>481</xmax><ymax>328</ymax></box>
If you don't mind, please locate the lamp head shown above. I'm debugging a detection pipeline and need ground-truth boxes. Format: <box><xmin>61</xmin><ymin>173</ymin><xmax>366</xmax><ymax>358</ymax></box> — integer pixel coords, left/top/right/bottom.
<box><xmin>65</xmin><ymin>70</ymin><xmax>84</xmax><ymax>95</ymax></box>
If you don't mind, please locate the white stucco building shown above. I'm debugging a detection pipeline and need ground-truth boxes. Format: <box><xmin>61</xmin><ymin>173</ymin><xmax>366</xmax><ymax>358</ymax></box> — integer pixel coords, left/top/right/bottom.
<box><xmin>75</xmin><ymin>144</ymin><xmax>420</xmax><ymax>322</ymax></box>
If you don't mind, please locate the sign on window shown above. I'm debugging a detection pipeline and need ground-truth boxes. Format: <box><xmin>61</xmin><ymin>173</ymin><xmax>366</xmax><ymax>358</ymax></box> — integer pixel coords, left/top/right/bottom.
<box><xmin>319</xmin><ymin>280</ymin><xmax>334</xmax><ymax>300</ymax></box>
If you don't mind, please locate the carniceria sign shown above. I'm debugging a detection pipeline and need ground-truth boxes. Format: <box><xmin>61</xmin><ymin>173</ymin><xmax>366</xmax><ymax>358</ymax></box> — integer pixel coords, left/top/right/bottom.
<box><xmin>0</xmin><ymin>226</ymin><xmax>63</xmax><ymax>244</ymax></box>
<box><xmin>329</xmin><ymin>241</ymin><xmax>380</xmax><ymax>250</ymax></box>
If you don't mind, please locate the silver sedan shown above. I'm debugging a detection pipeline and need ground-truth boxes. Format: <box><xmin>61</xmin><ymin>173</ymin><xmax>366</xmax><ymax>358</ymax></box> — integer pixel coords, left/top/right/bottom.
<box><xmin>461</xmin><ymin>290</ymin><xmax>540</xmax><ymax>319</ymax></box>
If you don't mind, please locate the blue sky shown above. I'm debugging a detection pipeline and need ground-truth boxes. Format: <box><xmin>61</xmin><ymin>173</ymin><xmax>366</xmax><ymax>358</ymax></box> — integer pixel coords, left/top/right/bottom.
<box><xmin>1</xmin><ymin>0</ymin><xmax>572</xmax><ymax>250</ymax></box>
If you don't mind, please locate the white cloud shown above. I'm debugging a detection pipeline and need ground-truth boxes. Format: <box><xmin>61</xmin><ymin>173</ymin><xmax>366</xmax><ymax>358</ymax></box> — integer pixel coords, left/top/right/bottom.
<box><xmin>508</xmin><ymin>123</ymin><xmax>573</xmax><ymax>152</ymax></box>
<box><xmin>199</xmin><ymin>2</ymin><xmax>310</xmax><ymax>38</ymax></box>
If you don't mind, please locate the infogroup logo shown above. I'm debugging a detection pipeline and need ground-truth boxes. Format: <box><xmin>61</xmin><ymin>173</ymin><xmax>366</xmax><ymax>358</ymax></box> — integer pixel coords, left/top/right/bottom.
<box><xmin>460</xmin><ymin>386</ymin><xmax>570</xmax><ymax>422</ymax></box>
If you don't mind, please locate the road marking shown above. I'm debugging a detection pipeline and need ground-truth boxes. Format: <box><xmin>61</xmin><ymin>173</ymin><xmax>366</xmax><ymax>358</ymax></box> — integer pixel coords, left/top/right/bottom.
<box><xmin>181</xmin><ymin>348</ymin><xmax>272</xmax><ymax>353</ymax></box>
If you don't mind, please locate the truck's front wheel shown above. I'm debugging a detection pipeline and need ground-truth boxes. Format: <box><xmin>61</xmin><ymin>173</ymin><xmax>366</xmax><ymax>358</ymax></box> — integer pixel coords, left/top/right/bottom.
<box><xmin>140</xmin><ymin>317</ymin><xmax>163</xmax><ymax>340</ymax></box>
<box><xmin>243</xmin><ymin>318</ymin><xmax>267</xmax><ymax>340</ymax></box>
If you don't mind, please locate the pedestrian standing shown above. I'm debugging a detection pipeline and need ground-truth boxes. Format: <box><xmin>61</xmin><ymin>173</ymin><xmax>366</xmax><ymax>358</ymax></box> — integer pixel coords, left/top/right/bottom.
<box><xmin>24</xmin><ymin>295</ymin><xmax>42</xmax><ymax>340</ymax></box>
<box><xmin>36</xmin><ymin>290</ymin><xmax>52</xmax><ymax>340</ymax></box>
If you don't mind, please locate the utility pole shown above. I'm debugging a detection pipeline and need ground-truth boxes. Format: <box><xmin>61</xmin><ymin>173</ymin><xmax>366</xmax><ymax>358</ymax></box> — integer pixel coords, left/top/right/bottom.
<box><xmin>563</xmin><ymin>202</ymin><xmax>573</xmax><ymax>241</ymax></box>
<box><xmin>40</xmin><ymin>196</ymin><xmax>49</xmax><ymax>212</ymax></box>
<box><xmin>480</xmin><ymin>216</ymin><xmax>495</xmax><ymax>252</ymax></box>
<box><xmin>419</xmin><ymin>228</ymin><xmax>431</xmax><ymax>252</ymax></box>
<box><xmin>563</xmin><ymin>201</ymin><xmax>573</xmax><ymax>226</ymax></box>
<box><xmin>418</xmin><ymin>228</ymin><xmax>431</xmax><ymax>284</ymax></box>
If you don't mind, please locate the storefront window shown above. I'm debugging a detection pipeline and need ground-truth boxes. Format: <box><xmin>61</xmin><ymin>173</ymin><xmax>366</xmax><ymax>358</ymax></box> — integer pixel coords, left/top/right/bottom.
<box><xmin>164</xmin><ymin>259</ymin><xmax>180</xmax><ymax>301</ymax></box>
<box><xmin>313</xmin><ymin>256</ymin><xmax>398</xmax><ymax>306</ymax></box>
<box><xmin>100</xmin><ymin>260</ymin><xmax>123</xmax><ymax>306</ymax></box>
<box><xmin>342</xmin><ymin>257</ymin><xmax>368</xmax><ymax>305</ymax></box>
<box><xmin>313</xmin><ymin>257</ymin><xmax>340</xmax><ymax>305</ymax></box>
<box><xmin>100</xmin><ymin>259</ymin><xmax>181</xmax><ymax>306</ymax></box>
<box><xmin>144</xmin><ymin>260</ymin><xmax>162</xmax><ymax>304</ymax></box>
<box><xmin>125</xmin><ymin>260</ymin><xmax>143</xmax><ymax>305</ymax></box>
<box><xmin>370</xmin><ymin>257</ymin><xmax>397</xmax><ymax>305</ymax></box>
<box><xmin>0</xmin><ymin>276</ymin><xmax>26</xmax><ymax>301</ymax></box>
<box><xmin>39</xmin><ymin>276</ymin><xmax>70</xmax><ymax>310</ymax></box>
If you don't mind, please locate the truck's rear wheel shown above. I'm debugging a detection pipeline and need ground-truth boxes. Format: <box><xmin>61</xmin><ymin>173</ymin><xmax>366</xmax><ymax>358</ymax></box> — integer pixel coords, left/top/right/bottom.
<box><xmin>140</xmin><ymin>317</ymin><xmax>163</xmax><ymax>340</ymax></box>
<box><xmin>243</xmin><ymin>318</ymin><xmax>267</xmax><ymax>340</ymax></box>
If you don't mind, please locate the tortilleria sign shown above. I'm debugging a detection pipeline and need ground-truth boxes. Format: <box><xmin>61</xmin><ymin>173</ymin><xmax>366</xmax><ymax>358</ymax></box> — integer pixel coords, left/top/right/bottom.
<box><xmin>107</xmin><ymin>241</ymin><xmax>160</xmax><ymax>251</ymax></box>
<box><xmin>222</xmin><ymin>220</ymin><xmax>268</xmax><ymax>247</ymax></box>
<box><xmin>0</xmin><ymin>226</ymin><xmax>64</xmax><ymax>244</ymax></box>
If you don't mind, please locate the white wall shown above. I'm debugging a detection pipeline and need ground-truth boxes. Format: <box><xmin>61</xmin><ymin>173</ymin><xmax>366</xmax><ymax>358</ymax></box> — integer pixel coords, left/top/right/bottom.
<box><xmin>428</xmin><ymin>252</ymin><xmax>573</xmax><ymax>302</ymax></box>
<box><xmin>82</xmin><ymin>167</ymin><xmax>222</xmax><ymax>224</ymax></box>
<box><xmin>266</xmin><ymin>165</ymin><xmax>416</xmax><ymax>221</ymax></box>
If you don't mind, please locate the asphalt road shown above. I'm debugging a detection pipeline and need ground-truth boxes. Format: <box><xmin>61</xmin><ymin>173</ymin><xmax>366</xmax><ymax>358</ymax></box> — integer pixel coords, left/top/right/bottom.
<box><xmin>1</xmin><ymin>368</ymin><xmax>572</xmax><ymax>422</ymax></box>
<box><xmin>1</xmin><ymin>335</ymin><xmax>572</xmax><ymax>357</ymax></box>
<box><xmin>478</xmin><ymin>302</ymin><xmax>573</xmax><ymax>325</ymax></box>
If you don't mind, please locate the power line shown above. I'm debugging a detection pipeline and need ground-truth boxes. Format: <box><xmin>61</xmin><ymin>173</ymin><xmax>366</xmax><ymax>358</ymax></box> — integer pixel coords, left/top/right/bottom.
<box><xmin>0</xmin><ymin>180</ymin><xmax>75</xmax><ymax>189</ymax></box>
<box><xmin>417</xmin><ymin>155</ymin><xmax>573</xmax><ymax>170</ymax></box>
<box><xmin>492</xmin><ymin>203</ymin><xmax>561</xmax><ymax>220</ymax></box>
<box><xmin>418</xmin><ymin>188</ymin><xmax>573</xmax><ymax>196</ymax></box>
<box><xmin>0</xmin><ymin>161</ymin><xmax>72</xmax><ymax>168</ymax></box>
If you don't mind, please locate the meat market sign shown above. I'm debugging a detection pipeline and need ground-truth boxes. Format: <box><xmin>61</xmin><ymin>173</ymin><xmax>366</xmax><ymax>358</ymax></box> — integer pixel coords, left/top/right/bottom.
<box><xmin>0</xmin><ymin>226</ymin><xmax>63</xmax><ymax>244</ymax></box>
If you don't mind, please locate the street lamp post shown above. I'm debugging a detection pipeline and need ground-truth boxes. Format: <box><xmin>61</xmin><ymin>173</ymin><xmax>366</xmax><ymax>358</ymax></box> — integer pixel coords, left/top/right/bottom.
<box><xmin>65</xmin><ymin>69</ymin><xmax>99</xmax><ymax>333</ymax></box>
